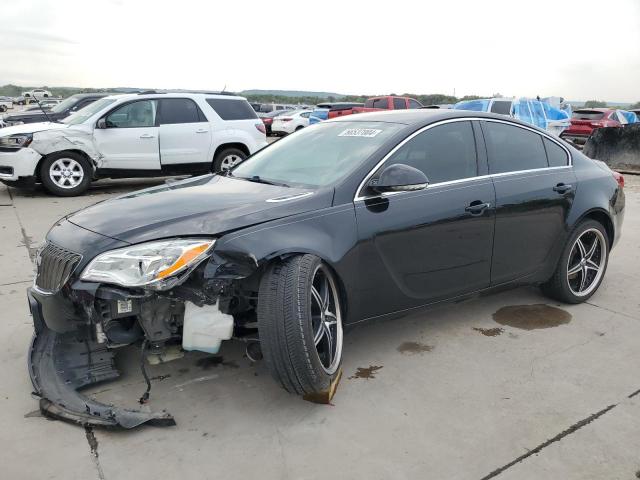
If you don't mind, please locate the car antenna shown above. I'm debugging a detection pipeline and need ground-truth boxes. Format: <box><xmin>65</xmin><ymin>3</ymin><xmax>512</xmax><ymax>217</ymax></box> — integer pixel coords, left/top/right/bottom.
<box><xmin>33</xmin><ymin>96</ymin><xmax>54</xmax><ymax>123</ymax></box>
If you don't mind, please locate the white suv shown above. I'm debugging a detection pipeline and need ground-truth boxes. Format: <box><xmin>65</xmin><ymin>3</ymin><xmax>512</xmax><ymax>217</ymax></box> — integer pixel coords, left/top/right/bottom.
<box><xmin>22</xmin><ymin>88</ymin><xmax>52</xmax><ymax>99</ymax></box>
<box><xmin>0</xmin><ymin>92</ymin><xmax>268</xmax><ymax>196</ymax></box>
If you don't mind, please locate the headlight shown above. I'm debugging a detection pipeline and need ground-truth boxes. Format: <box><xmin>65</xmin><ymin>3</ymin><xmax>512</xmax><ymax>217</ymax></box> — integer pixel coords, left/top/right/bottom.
<box><xmin>81</xmin><ymin>238</ymin><xmax>215</xmax><ymax>289</ymax></box>
<box><xmin>0</xmin><ymin>133</ymin><xmax>32</xmax><ymax>149</ymax></box>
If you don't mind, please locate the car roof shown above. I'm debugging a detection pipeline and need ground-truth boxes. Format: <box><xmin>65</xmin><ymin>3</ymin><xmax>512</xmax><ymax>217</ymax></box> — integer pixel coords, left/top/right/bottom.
<box><xmin>102</xmin><ymin>92</ymin><xmax>247</xmax><ymax>102</ymax></box>
<box><xmin>575</xmin><ymin>108</ymin><xmax>610</xmax><ymax>112</ymax></box>
<box><xmin>326</xmin><ymin>108</ymin><xmax>523</xmax><ymax>126</ymax></box>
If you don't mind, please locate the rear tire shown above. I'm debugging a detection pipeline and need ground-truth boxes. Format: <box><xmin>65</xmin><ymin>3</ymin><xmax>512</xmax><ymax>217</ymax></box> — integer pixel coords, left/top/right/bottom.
<box><xmin>258</xmin><ymin>255</ymin><xmax>343</xmax><ymax>395</ymax></box>
<box><xmin>213</xmin><ymin>147</ymin><xmax>247</xmax><ymax>173</ymax></box>
<box><xmin>40</xmin><ymin>151</ymin><xmax>91</xmax><ymax>197</ymax></box>
<box><xmin>541</xmin><ymin>220</ymin><xmax>609</xmax><ymax>303</ymax></box>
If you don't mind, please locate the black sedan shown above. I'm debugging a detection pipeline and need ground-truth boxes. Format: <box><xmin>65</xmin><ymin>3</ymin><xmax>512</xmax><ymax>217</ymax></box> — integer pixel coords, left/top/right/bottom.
<box><xmin>27</xmin><ymin>110</ymin><xmax>625</xmax><ymax>428</ymax></box>
<box><xmin>1</xmin><ymin>93</ymin><xmax>110</xmax><ymax>127</ymax></box>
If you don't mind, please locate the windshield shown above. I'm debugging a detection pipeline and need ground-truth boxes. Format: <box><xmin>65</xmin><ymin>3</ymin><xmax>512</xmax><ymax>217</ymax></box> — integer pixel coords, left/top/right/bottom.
<box><xmin>231</xmin><ymin>121</ymin><xmax>403</xmax><ymax>188</ymax></box>
<box><xmin>51</xmin><ymin>96</ymin><xmax>81</xmax><ymax>113</ymax></box>
<box><xmin>61</xmin><ymin>98</ymin><xmax>117</xmax><ymax>125</ymax></box>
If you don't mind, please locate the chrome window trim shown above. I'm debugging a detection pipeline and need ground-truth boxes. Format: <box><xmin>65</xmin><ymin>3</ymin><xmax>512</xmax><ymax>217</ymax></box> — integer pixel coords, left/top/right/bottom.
<box><xmin>354</xmin><ymin>117</ymin><xmax>573</xmax><ymax>202</ymax></box>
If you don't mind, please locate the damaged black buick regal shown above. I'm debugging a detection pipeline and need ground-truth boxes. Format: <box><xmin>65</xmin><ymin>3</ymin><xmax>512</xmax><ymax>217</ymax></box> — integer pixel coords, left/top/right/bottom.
<box><xmin>27</xmin><ymin>110</ymin><xmax>625</xmax><ymax>428</ymax></box>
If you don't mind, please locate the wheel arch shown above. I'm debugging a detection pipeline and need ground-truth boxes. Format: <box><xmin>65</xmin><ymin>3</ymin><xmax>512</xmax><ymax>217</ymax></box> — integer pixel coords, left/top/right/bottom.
<box><xmin>35</xmin><ymin>149</ymin><xmax>95</xmax><ymax>181</ymax></box>
<box><xmin>574</xmin><ymin>208</ymin><xmax>615</xmax><ymax>247</ymax></box>
<box><xmin>212</xmin><ymin>142</ymin><xmax>250</xmax><ymax>160</ymax></box>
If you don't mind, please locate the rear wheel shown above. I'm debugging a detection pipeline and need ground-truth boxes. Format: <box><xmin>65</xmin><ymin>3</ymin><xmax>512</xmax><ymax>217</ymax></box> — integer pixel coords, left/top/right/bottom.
<box><xmin>258</xmin><ymin>254</ymin><xmax>343</xmax><ymax>395</ymax></box>
<box><xmin>40</xmin><ymin>152</ymin><xmax>91</xmax><ymax>196</ymax></box>
<box><xmin>542</xmin><ymin>220</ymin><xmax>609</xmax><ymax>303</ymax></box>
<box><xmin>213</xmin><ymin>147</ymin><xmax>247</xmax><ymax>173</ymax></box>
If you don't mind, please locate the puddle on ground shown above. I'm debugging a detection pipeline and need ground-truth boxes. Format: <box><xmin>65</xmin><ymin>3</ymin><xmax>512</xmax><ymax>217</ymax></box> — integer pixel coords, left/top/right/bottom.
<box><xmin>196</xmin><ymin>356</ymin><xmax>239</xmax><ymax>370</ymax></box>
<box><xmin>349</xmin><ymin>365</ymin><xmax>383</xmax><ymax>380</ymax></box>
<box><xmin>397</xmin><ymin>341</ymin><xmax>433</xmax><ymax>354</ymax></box>
<box><xmin>493</xmin><ymin>304</ymin><xmax>571</xmax><ymax>330</ymax></box>
<box><xmin>473</xmin><ymin>327</ymin><xmax>504</xmax><ymax>337</ymax></box>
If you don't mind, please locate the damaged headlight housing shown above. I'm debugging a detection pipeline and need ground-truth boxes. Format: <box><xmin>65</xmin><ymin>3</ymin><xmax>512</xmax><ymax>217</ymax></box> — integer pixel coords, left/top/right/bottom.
<box><xmin>81</xmin><ymin>238</ymin><xmax>215</xmax><ymax>290</ymax></box>
<box><xmin>0</xmin><ymin>133</ymin><xmax>32</xmax><ymax>149</ymax></box>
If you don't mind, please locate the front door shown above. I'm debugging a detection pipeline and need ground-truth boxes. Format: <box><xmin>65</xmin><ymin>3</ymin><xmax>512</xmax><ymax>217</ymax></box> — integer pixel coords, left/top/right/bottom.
<box><xmin>355</xmin><ymin>120</ymin><xmax>496</xmax><ymax>319</ymax></box>
<box><xmin>93</xmin><ymin>99</ymin><xmax>160</xmax><ymax>170</ymax></box>
<box><xmin>480</xmin><ymin>120</ymin><xmax>577</xmax><ymax>284</ymax></box>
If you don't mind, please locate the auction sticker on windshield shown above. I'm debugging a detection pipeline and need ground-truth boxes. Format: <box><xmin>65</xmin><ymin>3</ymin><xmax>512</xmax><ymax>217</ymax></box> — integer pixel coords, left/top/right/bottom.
<box><xmin>338</xmin><ymin>128</ymin><xmax>382</xmax><ymax>138</ymax></box>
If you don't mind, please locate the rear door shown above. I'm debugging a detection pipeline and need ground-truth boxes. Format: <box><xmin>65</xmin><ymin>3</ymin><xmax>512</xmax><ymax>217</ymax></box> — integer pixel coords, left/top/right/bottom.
<box><xmin>481</xmin><ymin>120</ymin><xmax>576</xmax><ymax>285</ymax></box>
<box><xmin>93</xmin><ymin>99</ymin><xmax>160</xmax><ymax>170</ymax></box>
<box><xmin>158</xmin><ymin>98</ymin><xmax>211</xmax><ymax>166</ymax></box>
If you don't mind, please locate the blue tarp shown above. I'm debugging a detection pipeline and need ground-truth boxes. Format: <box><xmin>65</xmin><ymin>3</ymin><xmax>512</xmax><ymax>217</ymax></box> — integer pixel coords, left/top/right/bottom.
<box><xmin>453</xmin><ymin>97</ymin><xmax>571</xmax><ymax>133</ymax></box>
<box><xmin>620</xmin><ymin>110</ymin><xmax>638</xmax><ymax>124</ymax></box>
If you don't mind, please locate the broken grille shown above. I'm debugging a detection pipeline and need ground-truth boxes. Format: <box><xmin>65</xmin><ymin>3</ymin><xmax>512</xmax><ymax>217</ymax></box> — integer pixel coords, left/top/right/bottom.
<box><xmin>35</xmin><ymin>243</ymin><xmax>82</xmax><ymax>292</ymax></box>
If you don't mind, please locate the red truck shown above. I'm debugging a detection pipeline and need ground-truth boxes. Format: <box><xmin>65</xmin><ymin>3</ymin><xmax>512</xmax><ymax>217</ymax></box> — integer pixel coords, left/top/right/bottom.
<box><xmin>352</xmin><ymin>96</ymin><xmax>423</xmax><ymax>114</ymax></box>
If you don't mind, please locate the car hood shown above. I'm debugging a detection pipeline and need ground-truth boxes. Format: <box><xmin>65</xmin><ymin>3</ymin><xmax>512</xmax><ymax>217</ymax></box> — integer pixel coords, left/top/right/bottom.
<box><xmin>0</xmin><ymin>121</ymin><xmax>67</xmax><ymax>136</ymax></box>
<box><xmin>66</xmin><ymin>175</ymin><xmax>333</xmax><ymax>244</ymax></box>
<box><xmin>3</xmin><ymin>111</ymin><xmax>65</xmax><ymax>123</ymax></box>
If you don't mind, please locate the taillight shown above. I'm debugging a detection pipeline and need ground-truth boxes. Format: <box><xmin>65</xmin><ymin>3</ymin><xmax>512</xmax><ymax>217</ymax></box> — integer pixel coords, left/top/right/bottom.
<box><xmin>255</xmin><ymin>123</ymin><xmax>266</xmax><ymax>134</ymax></box>
<box><xmin>279</xmin><ymin>118</ymin><xmax>292</xmax><ymax>122</ymax></box>
<box><xmin>591</xmin><ymin>122</ymin><xmax>603</xmax><ymax>127</ymax></box>
<box><xmin>612</xmin><ymin>171</ymin><xmax>624</xmax><ymax>189</ymax></box>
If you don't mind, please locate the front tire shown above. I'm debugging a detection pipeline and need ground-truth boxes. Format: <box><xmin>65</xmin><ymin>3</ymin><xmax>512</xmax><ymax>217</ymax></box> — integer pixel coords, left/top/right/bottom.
<box><xmin>258</xmin><ymin>254</ymin><xmax>343</xmax><ymax>395</ymax></box>
<box><xmin>40</xmin><ymin>152</ymin><xmax>91</xmax><ymax>196</ymax></box>
<box><xmin>542</xmin><ymin>220</ymin><xmax>609</xmax><ymax>303</ymax></box>
<box><xmin>213</xmin><ymin>147</ymin><xmax>247</xmax><ymax>173</ymax></box>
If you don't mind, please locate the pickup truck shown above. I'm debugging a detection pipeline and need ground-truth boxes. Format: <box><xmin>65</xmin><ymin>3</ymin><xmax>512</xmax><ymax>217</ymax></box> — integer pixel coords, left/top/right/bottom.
<box><xmin>352</xmin><ymin>96</ymin><xmax>423</xmax><ymax>114</ymax></box>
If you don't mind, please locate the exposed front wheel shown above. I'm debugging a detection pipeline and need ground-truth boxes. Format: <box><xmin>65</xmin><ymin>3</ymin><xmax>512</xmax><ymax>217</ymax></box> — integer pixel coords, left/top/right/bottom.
<box><xmin>258</xmin><ymin>254</ymin><xmax>343</xmax><ymax>395</ymax></box>
<box><xmin>542</xmin><ymin>220</ymin><xmax>609</xmax><ymax>303</ymax></box>
<box><xmin>213</xmin><ymin>148</ymin><xmax>247</xmax><ymax>173</ymax></box>
<box><xmin>40</xmin><ymin>152</ymin><xmax>92</xmax><ymax>196</ymax></box>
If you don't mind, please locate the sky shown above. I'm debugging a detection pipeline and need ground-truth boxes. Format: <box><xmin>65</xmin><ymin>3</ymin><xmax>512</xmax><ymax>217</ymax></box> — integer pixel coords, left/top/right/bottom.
<box><xmin>1</xmin><ymin>0</ymin><xmax>639</xmax><ymax>102</ymax></box>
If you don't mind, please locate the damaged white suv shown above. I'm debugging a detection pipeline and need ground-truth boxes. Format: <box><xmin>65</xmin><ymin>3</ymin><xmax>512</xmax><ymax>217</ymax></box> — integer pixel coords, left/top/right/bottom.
<box><xmin>0</xmin><ymin>92</ymin><xmax>268</xmax><ymax>196</ymax></box>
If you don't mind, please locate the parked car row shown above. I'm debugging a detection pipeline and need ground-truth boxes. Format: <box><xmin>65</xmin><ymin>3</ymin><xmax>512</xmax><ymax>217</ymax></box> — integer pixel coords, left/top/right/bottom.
<box><xmin>0</xmin><ymin>91</ymin><xmax>267</xmax><ymax>196</ymax></box>
<box><xmin>561</xmin><ymin>108</ymin><xmax>638</xmax><ymax>148</ymax></box>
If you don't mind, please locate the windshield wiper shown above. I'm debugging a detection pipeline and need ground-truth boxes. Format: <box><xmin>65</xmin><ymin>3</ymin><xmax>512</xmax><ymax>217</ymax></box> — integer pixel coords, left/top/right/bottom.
<box><xmin>234</xmin><ymin>175</ymin><xmax>289</xmax><ymax>187</ymax></box>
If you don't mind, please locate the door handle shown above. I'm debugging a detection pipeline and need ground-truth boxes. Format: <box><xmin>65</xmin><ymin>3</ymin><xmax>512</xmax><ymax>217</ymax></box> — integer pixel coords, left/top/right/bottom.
<box><xmin>196</xmin><ymin>129</ymin><xmax>209</xmax><ymax>133</ymax></box>
<box><xmin>553</xmin><ymin>183</ymin><xmax>573</xmax><ymax>194</ymax></box>
<box><xmin>140</xmin><ymin>134</ymin><xmax>155</xmax><ymax>139</ymax></box>
<box><xmin>465</xmin><ymin>201</ymin><xmax>491</xmax><ymax>215</ymax></box>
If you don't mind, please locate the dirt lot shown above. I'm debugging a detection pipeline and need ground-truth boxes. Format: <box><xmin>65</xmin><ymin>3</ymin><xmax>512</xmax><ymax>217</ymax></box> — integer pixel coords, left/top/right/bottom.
<box><xmin>1</xmin><ymin>176</ymin><xmax>640</xmax><ymax>480</ymax></box>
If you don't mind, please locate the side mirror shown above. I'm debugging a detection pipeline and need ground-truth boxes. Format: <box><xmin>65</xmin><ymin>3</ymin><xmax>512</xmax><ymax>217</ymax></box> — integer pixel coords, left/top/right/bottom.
<box><xmin>96</xmin><ymin>118</ymin><xmax>107</xmax><ymax>129</ymax></box>
<box><xmin>369</xmin><ymin>164</ymin><xmax>429</xmax><ymax>193</ymax></box>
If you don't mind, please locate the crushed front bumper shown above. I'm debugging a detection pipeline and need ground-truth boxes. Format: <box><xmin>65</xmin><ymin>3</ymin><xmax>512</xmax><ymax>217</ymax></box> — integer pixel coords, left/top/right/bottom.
<box><xmin>27</xmin><ymin>289</ymin><xmax>176</xmax><ymax>429</ymax></box>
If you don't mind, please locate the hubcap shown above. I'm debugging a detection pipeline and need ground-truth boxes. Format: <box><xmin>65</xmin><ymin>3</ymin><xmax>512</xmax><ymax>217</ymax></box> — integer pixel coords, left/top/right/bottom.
<box><xmin>566</xmin><ymin>228</ymin><xmax>607</xmax><ymax>297</ymax></box>
<box><xmin>49</xmin><ymin>158</ymin><xmax>84</xmax><ymax>189</ymax></box>
<box><xmin>310</xmin><ymin>264</ymin><xmax>343</xmax><ymax>374</ymax></box>
<box><xmin>220</xmin><ymin>154</ymin><xmax>242</xmax><ymax>171</ymax></box>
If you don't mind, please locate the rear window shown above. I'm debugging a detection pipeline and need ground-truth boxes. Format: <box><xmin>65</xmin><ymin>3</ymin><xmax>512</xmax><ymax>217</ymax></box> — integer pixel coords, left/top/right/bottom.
<box><xmin>159</xmin><ymin>98</ymin><xmax>205</xmax><ymax>124</ymax></box>
<box><xmin>572</xmin><ymin>110</ymin><xmax>605</xmax><ymax>120</ymax></box>
<box><xmin>207</xmin><ymin>98</ymin><xmax>258</xmax><ymax>120</ymax></box>
<box><xmin>393</xmin><ymin>98</ymin><xmax>406</xmax><ymax>109</ymax></box>
<box><xmin>372</xmin><ymin>98</ymin><xmax>388</xmax><ymax>109</ymax></box>
<box><xmin>490</xmin><ymin>101</ymin><xmax>512</xmax><ymax>115</ymax></box>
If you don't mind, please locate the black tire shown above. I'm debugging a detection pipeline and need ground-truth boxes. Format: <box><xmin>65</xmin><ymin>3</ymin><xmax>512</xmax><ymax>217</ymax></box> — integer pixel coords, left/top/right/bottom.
<box><xmin>541</xmin><ymin>219</ymin><xmax>609</xmax><ymax>303</ymax></box>
<box><xmin>212</xmin><ymin>147</ymin><xmax>247</xmax><ymax>173</ymax></box>
<box><xmin>39</xmin><ymin>151</ymin><xmax>92</xmax><ymax>196</ymax></box>
<box><xmin>258</xmin><ymin>254</ymin><xmax>343</xmax><ymax>395</ymax></box>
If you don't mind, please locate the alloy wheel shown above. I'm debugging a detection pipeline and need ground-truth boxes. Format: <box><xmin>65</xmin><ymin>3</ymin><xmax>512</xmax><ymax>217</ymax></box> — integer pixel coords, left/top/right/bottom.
<box><xmin>310</xmin><ymin>264</ymin><xmax>343</xmax><ymax>374</ymax></box>
<box><xmin>566</xmin><ymin>228</ymin><xmax>607</xmax><ymax>297</ymax></box>
<box><xmin>49</xmin><ymin>158</ymin><xmax>84</xmax><ymax>189</ymax></box>
<box><xmin>220</xmin><ymin>154</ymin><xmax>242</xmax><ymax>171</ymax></box>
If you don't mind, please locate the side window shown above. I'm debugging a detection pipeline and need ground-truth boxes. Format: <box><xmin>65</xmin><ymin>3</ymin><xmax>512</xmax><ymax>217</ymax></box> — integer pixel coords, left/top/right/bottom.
<box><xmin>159</xmin><ymin>98</ymin><xmax>204</xmax><ymax>124</ymax></box>
<box><xmin>105</xmin><ymin>100</ymin><xmax>157</xmax><ymax>128</ymax></box>
<box><xmin>490</xmin><ymin>101</ymin><xmax>512</xmax><ymax>115</ymax></box>
<box><xmin>385</xmin><ymin>121</ymin><xmax>477</xmax><ymax>184</ymax></box>
<box><xmin>483</xmin><ymin>122</ymin><xmax>548</xmax><ymax>174</ymax></box>
<box><xmin>206</xmin><ymin>99</ymin><xmax>258</xmax><ymax>120</ymax></box>
<box><xmin>544</xmin><ymin>138</ymin><xmax>569</xmax><ymax>167</ymax></box>
<box><xmin>408</xmin><ymin>99</ymin><xmax>422</xmax><ymax>109</ymax></box>
<box><xmin>372</xmin><ymin>98</ymin><xmax>388</xmax><ymax>109</ymax></box>
<box><xmin>300</xmin><ymin>112</ymin><xmax>311</xmax><ymax>118</ymax></box>
<box><xmin>393</xmin><ymin>97</ymin><xmax>406</xmax><ymax>109</ymax></box>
